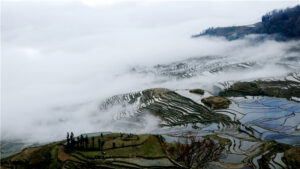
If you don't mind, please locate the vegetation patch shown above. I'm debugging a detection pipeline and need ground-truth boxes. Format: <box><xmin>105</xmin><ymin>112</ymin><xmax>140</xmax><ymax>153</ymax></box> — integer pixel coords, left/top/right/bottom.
<box><xmin>201</xmin><ymin>96</ymin><xmax>231</xmax><ymax>109</ymax></box>
<box><xmin>220</xmin><ymin>80</ymin><xmax>300</xmax><ymax>99</ymax></box>
<box><xmin>284</xmin><ymin>148</ymin><xmax>300</xmax><ymax>169</ymax></box>
<box><xmin>189</xmin><ymin>89</ymin><xmax>204</xmax><ymax>95</ymax></box>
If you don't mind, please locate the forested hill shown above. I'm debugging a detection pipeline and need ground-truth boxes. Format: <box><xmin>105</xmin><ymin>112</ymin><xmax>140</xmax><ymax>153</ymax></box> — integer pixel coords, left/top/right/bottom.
<box><xmin>193</xmin><ymin>5</ymin><xmax>300</xmax><ymax>40</ymax></box>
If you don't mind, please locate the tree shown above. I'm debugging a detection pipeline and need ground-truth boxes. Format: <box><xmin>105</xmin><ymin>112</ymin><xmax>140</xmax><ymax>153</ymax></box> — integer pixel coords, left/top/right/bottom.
<box><xmin>80</xmin><ymin>135</ymin><xmax>84</xmax><ymax>149</ymax></box>
<box><xmin>163</xmin><ymin>133</ymin><xmax>222</xmax><ymax>169</ymax></box>
<box><xmin>70</xmin><ymin>132</ymin><xmax>74</xmax><ymax>149</ymax></box>
<box><xmin>84</xmin><ymin>135</ymin><xmax>89</xmax><ymax>150</ymax></box>
<box><xmin>101</xmin><ymin>141</ymin><xmax>105</xmax><ymax>150</ymax></box>
<box><xmin>98</xmin><ymin>139</ymin><xmax>101</xmax><ymax>150</ymax></box>
<box><xmin>66</xmin><ymin>132</ymin><xmax>70</xmax><ymax>147</ymax></box>
<box><xmin>76</xmin><ymin>137</ymin><xmax>80</xmax><ymax>148</ymax></box>
<box><xmin>92</xmin><ymin>136</ymin><xmax>95</xmax><ymax>150</ymax></box>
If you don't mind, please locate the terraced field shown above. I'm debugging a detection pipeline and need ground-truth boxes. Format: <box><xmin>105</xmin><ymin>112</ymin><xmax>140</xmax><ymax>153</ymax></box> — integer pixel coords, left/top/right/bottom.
<box><xmin>1</xmin><ymin>86</ymin><xmax>300</xmax><ymax>169</ymax></box>
<box><xmin>100</xmin><ymin>88</ymin><xmax>232</xmax><ymax>127</ymax></box>
<box><xmin>97</xmin><ymin>87</ymin><xmax>300</xmax><ymax>169</ymax></box>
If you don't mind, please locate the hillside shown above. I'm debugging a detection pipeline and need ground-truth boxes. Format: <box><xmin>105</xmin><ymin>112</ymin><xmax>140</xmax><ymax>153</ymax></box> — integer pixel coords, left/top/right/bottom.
<box><xmin>193</xmin><ymin>5</ymin><xmax>300</xmax><ymax>40</ymax></box>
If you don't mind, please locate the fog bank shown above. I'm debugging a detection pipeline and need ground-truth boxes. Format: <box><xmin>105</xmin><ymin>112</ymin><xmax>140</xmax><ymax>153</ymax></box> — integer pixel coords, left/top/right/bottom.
<box><xmin>1</xmin><ymin>0</ymin><xmax>300</xmax><ymax>143</ymax></box>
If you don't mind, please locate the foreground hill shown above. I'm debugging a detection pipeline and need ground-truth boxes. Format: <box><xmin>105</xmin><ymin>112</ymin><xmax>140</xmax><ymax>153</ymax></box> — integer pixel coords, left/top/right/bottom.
<box><xmin>192</xmin><ymin>5</ymin><xmax>300</xmax><ymax>40</ymax></box>
<box><xmin>0</xmin><ymin>133</ymin><xmax>223</xmax><ymax>169</ymax></box>
<box><xmin>1</xmin><ymin>132</ymin><xmax>299</xmax><ymax>169</ymax></box>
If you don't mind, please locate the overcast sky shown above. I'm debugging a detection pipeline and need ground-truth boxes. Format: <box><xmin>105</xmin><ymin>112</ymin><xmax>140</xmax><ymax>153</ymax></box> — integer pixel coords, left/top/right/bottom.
<box><xmin>1</xmin><ymin>0</ymin><xmax>299</xmax><ymax>142</ymax></box>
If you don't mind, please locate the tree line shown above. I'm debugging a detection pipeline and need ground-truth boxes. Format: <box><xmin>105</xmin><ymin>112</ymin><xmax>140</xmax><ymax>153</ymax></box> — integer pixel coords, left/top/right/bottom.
<box><xmin>262</xmin><ymin>5</ymin><xmax>300</xmax><ymax>38</ymax></box>
<box><xmin>66</xmin><ymin>132</ymin><xmax>105</xmax><ymax>151</ymax></box>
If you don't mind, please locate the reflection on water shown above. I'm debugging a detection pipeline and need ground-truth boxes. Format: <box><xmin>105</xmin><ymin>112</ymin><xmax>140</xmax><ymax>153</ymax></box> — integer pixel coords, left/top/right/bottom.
<box><xmin>230</xmin><ymin>96</ymin><xmax>300</xmax><ymax>145</ymax></box>
<box><xmin>160</xmin><ymin>95</ymin><xmax>300</xmax><ymax>168</ymax></box>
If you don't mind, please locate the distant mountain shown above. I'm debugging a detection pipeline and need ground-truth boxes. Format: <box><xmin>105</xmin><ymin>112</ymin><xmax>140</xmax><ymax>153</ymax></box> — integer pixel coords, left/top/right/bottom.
<box><xmin>193</xmin><ymin>5</ymin><xmax>300</xmax><ymax>40</ymax></box>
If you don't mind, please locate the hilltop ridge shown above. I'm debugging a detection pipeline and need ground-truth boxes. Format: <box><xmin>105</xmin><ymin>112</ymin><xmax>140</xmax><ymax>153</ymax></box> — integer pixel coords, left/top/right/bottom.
<box><xmin>193</xmin><ymin>5</ymin><xmax>300</xmax><ymax>40</ymax></box>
